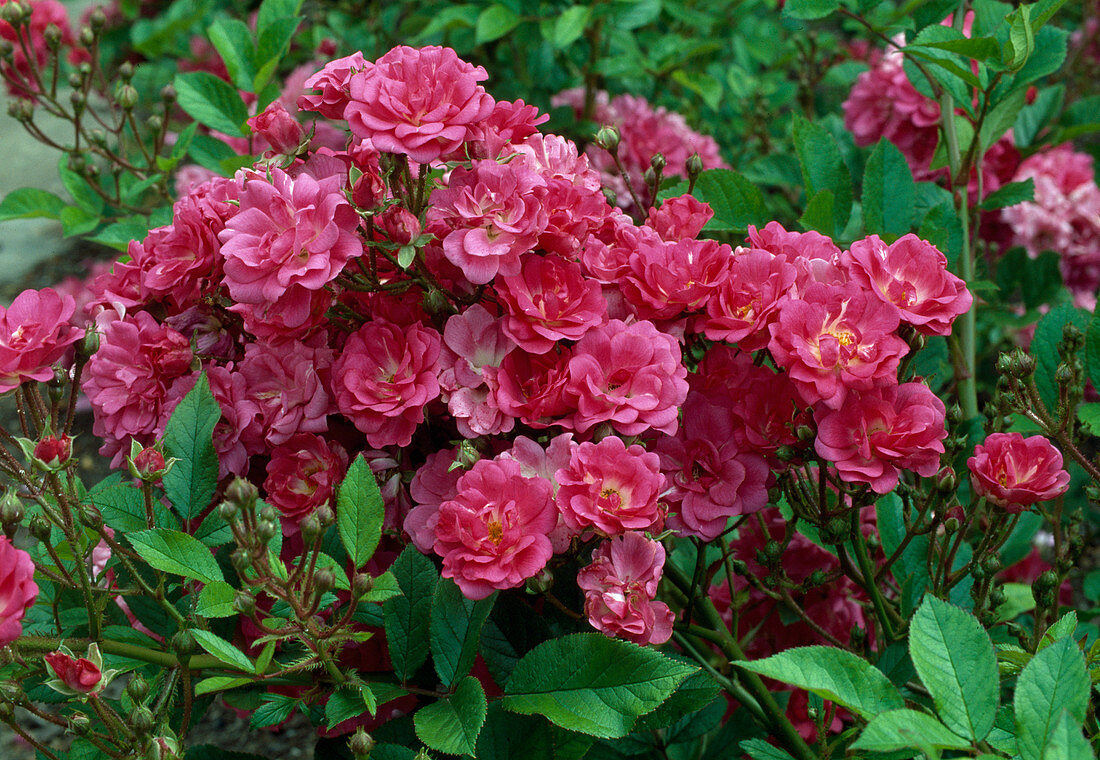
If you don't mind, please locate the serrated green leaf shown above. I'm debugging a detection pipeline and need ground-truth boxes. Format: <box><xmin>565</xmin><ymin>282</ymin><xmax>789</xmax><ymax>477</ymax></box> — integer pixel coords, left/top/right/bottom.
<box><xmin>128</xmin><ymin>528</ymin><xmax>223</xmax><ymax>584</ymax></box>
<box><xmin>256</xmin><ymin>0</ymin><xmax>303</xmax><ymax>32</ymax></box>
<box><xmin>89</xmin><ymin>481</ymin><xmax>178</xmax><ymax>534</ymax></box>
<box><xmin>326</xmin><ymin>686</ymin><xmax>369</xmax><ymax>729</ymax></box>
<box><xmin>1015</xmin><ymin>637</ymin><xmax>1090</xmax><ymax>760</ymax></box>
<box><xmin>980</xmin><ymin>178</ymin><xmax>1035</xmax><ymax>210</ymax></box>
<box><xmin>1015</xmin><ymin>27</ymin><xmax>1068</xmax><ymax>86</ymax></box>
<box><xmin>193</xmin><ymin>676</ymin><xmax>253</xmax><ymax>696</ymax></box>
<box><xmin>250</xmin><ymin>693</ymin><xmax>297</xmax><ymax>729</ymax></box>
<box><xmin>792</xmin><ymin>114</ymin><xmax>851</xmax><ymax>236</ymax></box>
<box><xmin>862</xmin><ymin>139</ymin><xmax>915</xmax><ymax>237</ymax></box>
<box><xmin>362</xmin><ymin>570</ymin><xmax>401</xmax><ymax>603</ymax></box>
<box><xmin>503</xmin><ymin>633</ymin><xmax>697</xmax><ymax>739</ymax></box>
<box><xmin>1004</xmin><ymin>4</ymin><xmax>1035</xmax><ymax>70</ymax></box>
<box><xmin>476</xmin><ymin>702</ymin><xmax>554</xmax><ymax>760</ymax></box>
<box><xmin>414</xmin><ymin>676</ymin><xmax>487</xmax><ymax>755</ymax></box>
<box><xmin>798</xmin><ymin>189</ymin><xmax>836</xmax><ymax>235</ymax></box>
<box><xmin>60</xmin><ymin>206</ymin><xmax>100</xmax><ymax>237</ymax></box>
<box><xmin>909</xmin><ymin>595</ymin><xmax>999</xmax><ymax>741</ymax></box>
<box><xmin>163</xmin><ymin>374</ymin><xmax>221</xmax><ymax>520</ymax></box>
<box><xmin>1044</xmin><ymin>710</ymin><xmax>1093</xmax><ymax>760</ymax></box>
<box><xmin>431</xmin><ymin>579</ymin><xmax>495</xmax><ymax>687</ymax></box>
<box><xmin>740</xmin><ymin>738</ymin><xmax>799</xmax><ymax>760</ymax></box>
<box><xmin>632</xmin><ymin>664</ymin><xmax>720</xmax><ymax>733</ymax></box>
<box><xmin>191</xmin><ymin>629</ymin><xmax>256</xmax><ymax>673</ymax></box>
<box><xmin>384</xmin><ymin>547</ymin><xmax>438</xmax><ymax>681</ymax></box>
<box><xmin>0</xmin><ymin>188</ymin><xmax>63</xmax><ymax>221</ymax></box>
<box><xmin>1031</xmin><ymin>304</ymin><xmax>1089</xmax><ymax>411</ymax></box>
<box><xmin>782</xmin><ymin>0</ymin><xmax>839</xmax><ymax>20</ymax></box>
<box><xmin>196</xmin><ymin>580</ymin><xmax>237</xmax><ymax>618</ymax></box>
<box><xmin>736</xmin><ymin>646</ymin><xmax>904</xmax><ymax>719</ymax></box>
<box><xmin>174</xmin><ymin>71</ymin><xmax>250</xmax><ymax>137</ymax></box>
<box><xmin>207</xmin><ymin>18</ymin><xmax>256</xmax><ymax>93</ymax></box>
<box><xmin>1040</xmin><ymin>611</ymin><xmax>1079</xmax><ymax>648</ymax></box>
<box><xmin>852</xmin><ymin>709</ymin><xmax>972</xmax><ymax>753</ymax></box>
<box><xmin>337</xmin><ymin>455</ymin><xmax>385</xmax><ymax>568</ymax></box>
<box><xmin>253</xmin><ymin>16</ymin><xmax>300</xmax><ymax>92</ymax></box>
<box><xmin>476</xmin><ymin>4</ymin><xmax>520</xmax><ymax>44</ymax></box>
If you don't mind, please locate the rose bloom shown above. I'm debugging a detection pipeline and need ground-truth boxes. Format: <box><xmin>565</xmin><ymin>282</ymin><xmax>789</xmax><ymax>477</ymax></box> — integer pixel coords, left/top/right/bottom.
<box><xmin>556</xmin><ymin>436</ymin><xmax>666</xmax><ymax>535</ymax></box>
<box><xmin>968</xmin><ymin>432</ymin><xmax>1070</xmax><ymax>513</ymax></box>
<box><xmin>0</xmin><ymin>535</ymin><xmax>38</xmax><ymax>645</ymax></box>
<box><xmin>576</xmin><ymin>532</ymin><xmax>674</xmax><ymax>646</ymax></box>
<box><xmin>434</xmin><ymin>458</ymin><xmax>557</xmax><ymax>600</ymax></box>
<box><xmin>0</xmin><ymin>288</ymin><xmax>83</xmax><ymax>393</ymax></box>
<box><xmin>344</xmin><ymin>45</ymin><xmax>495</xmax><ymax>163</ymax></box>
<box><xmin>704</xmin><ymin>249</ymin><xmax>798</xmax><ymax>351</ymax></box>
<box><xmin>332</xmin><ymin>319</ymin><xmax>442</xmax><ymax>448</ymax></box>
<box><xmin>496</xmin><ymin>254</ymin><xmax>606</xmax><ymax>353</ymax></box>
<box><xmin>842</xmin><ymin>234</ymin><xmax>971</xmax><ymax>336</ymax></box>
<box><xmin>44</xmin><ymin>651</ymin><xmax>103</xmax><ymax>695</ymax></box>
<box><xmin>264</xmin><ymin>434</ymin><xmax>349</xmax><ymax>523</ymax></box>
<box><xmin>298</xmin><ymin>52</ymin><xmax>368</xmax><ymax>119</ymax></box>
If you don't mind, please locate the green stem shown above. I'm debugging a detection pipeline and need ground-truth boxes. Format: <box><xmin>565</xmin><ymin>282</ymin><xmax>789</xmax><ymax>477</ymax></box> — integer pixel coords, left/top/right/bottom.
<box><xmin>850</xmin><ymin>517</ymin><xmax>899</xmax><ymax>641</ymax></box>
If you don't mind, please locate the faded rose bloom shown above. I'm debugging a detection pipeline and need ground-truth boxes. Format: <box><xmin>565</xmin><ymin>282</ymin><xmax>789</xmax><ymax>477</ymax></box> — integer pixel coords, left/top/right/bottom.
<box><xmin>238</xmin><ymin>340</ymin><xmax>334</xmax><ymax>449</ymax></box>
<box><xmin>968</xmin><ymin>433</ymin><xmax>1070</xmax><ymax>513</ymax></box>
<box><xmin>556</xmin><ymin>436</ymin><xmax>666</xmax><ymax>535</ymax></box>
<box><xmin>576</xmin><ymin>532</ymin><xmax>673</xmax><ymax>645</ymax></box>
<box><xmin>0</xmin><ymin>535</ymin><xmax>38</xmax><ymax>645</ymax></box>
<box><xmin>264</xmin><ymin>434</ymin><xmax>348</xmax><ymax>523</ymax></box>
<box><xmin>842</xmin><ymin>234</ymin><xmax>971</xmax><ymax>336</ymax></box>
<box><xmin>297</xmin><ymin>51</ymin><xmax>368</xmax><ymax>119</ymax></box>
<box><xmin>248</xmin><ymin>101</ymin><xmax>306</xmax><ymax>154</ymax></box>
<box><xmin>332</xmin><ymin>320</ymin><xmax>442</xmax><ymax>448</ymax></box>
<box><xmin>345</xmin><ymin>45</ymin><xmax>495</xmax><ymax>163</ymax></box>
<box><xmin>434</xmin><ymin>458</ymin><xmax>556</xmax><ymax>600</ymax></box>
<box><xmin>0</xmin><ymin>288</ymin><xmax>83</xmax><ymax>393</ymax></box>
<box><xmin>814</xmin><ymin>382</ymin><xmax>947</xmax><ymax>494</ymax></box>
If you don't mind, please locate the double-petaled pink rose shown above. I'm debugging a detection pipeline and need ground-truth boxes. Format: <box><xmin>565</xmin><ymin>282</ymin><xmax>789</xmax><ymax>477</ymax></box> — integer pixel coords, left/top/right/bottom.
<box><xmin>968</xmin><ymin>433</ymin><xmax>1070</xmax><ymax>513</ymax></box>
<box><xmin>0</xmin><ymin>535</ymin><xmax>38</xmax><ymax>646</ymax></box>
<box><xmin>576</xmin><ymin>532</ymin><xmax>673</xmax><ymax>645</ymax></box>
<box><xmin>555</xmin><ymin>436</ymin><xmax>666</xmax><ymax>536</ymax></box>
<box><xmin>0</xmin><ymin>288</ymin><xmax>83</xmax><ymax>394</ymax></box>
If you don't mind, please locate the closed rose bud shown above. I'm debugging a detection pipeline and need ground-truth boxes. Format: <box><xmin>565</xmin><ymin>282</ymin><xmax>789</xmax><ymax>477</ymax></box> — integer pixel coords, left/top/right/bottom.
<box><xmin>352</xmin><ymin>169</ymin><xmax>385</xmax><ymax>210</ymax></box>
<box><xmin>377</xmin><ymin>206</ymin><xmax>420</xmax><ymax>246</ymax></box>
<box><xmin>33</xmin><ymin>434</ymin><xmax>71</xmax><ymax>469</ymax></box>
<box><xmin>247</xmin><ymin>102</ymin><xmax>306</xmax><ymax>155</ymax></box>
<box><xmin>129</xmin><ymin>446</ymin><xmax>166</xmax><ymax>480</ymax></box>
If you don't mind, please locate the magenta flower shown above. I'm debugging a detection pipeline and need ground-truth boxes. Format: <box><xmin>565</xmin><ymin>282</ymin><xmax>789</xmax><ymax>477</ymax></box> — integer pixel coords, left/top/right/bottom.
<box><xmin>621</xmin><ymin>236</ymin><xmax>734</xmax><ymax>320</ymax></box>
<box><xmin>238</xmin><ymin>340</ymin><xmax>334</xmax><ymax>449</ymax></box>
<box><xmin>264</xmin><ymin>434</ymin><xmax>348</xmax><ymax>523</ymax></box>
<box><xmin>556</xmin><ymin>436</ymin><xmax>666</xmax><ymax>535</ymax></box>
<box><xmin>843</xmin><ymin>234</ymin><xmax>971</xmax><ymax>336</ymax></box>
<box><xmin>576</xmin><ymin>532</ymin><xmax>673</xmax><ymax>645</ymax></box>
<box><xmin>496</xmin><ymin>254</ymin><xmax>606</xmax><ymax>353</ymax></box>
<box><xmin>705</xmin><ymin>249</ymin><xmax>798</xmax><ymax>351</ymax></box>
<box><xmin>434</xmin><ymin>458</ymin><xmax>556</xmax><ymax>600</ymax></box>
<box><xmin>486</xmin><ymin>346</ymin><xmax>574</xmax><ymax>429</ymax></box>
<box><xmin>565</xmin><ymin>319</ymin><xmax>688</xmax><ymax>436</ymax></box>
<box><xmin>968</xmin><ymin>433</ymin><xmax>1070</xmax><ymax>513</ymax></box>
<box><xmin>0</xmin><ymin>535</ymin><xmax>38</xmax><ymax>646</ymax></box>
<box><xmin>332</xmin><ymin>320</ymin><xmax>442</xmax><ymax>448</ymax></box>
<box><xmin>344</xmin><ymin>45</ymin><xmax>495</xmax><ymax>163</ymax></box>
<box><xmin>0</xmin><ymin>288</ymin><xmax>83</xmax><ymax>394</ymax></box>
<box><xmin>298</xmin><ymin>52</ymin><xmax>368</xmax><ymax>120</ymax></box>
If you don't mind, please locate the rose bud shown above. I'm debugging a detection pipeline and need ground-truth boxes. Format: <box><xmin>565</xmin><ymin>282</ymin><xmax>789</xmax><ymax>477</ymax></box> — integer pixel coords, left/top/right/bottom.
<box><xmin>128</xmin><ymin>444</ymin><xmax>169</xmax><ymax>481</ymax></box>
<box><xmin>44</xmin><ymin>643</ymin><xmax>117</xmax><ymax>697</ymax></box>
<box><xmin>247</xmin><ymin>102</ymin><xmax>306</xmax><ymax>155</ymax></box>
<box><xmin>377</xmin><ymin>206</ymin><xmax>420</xmax><ymax>246</ymax></box>
<box><xmin>32</xmin><ymin>434</ymin><xmax>71</xmax><ymax>470</ymax></box>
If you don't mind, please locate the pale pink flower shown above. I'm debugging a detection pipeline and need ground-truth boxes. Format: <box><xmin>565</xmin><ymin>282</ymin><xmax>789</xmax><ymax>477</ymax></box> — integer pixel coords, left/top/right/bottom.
<box><xmin>238</xmin><ymin>340</ymin><xmax>334</xmax><ymax>449</ymax></box>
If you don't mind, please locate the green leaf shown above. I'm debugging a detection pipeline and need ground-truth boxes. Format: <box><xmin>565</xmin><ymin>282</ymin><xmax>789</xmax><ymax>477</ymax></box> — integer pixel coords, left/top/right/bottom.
<box><xmin>188</xmin><ymin>134</ymin><xmax>239</xmax><ymax>174</ymax></box>
<box><xmin>782</xmin><ymin>0</ymin><xmax>839</xmax><ymax>20</ymax></box>
<box><xmin>86</xmin><ymin>219</ymin><xmax>153</xmax><ymax>251</ymax></box>
<box><xmin>250</xmin><ymin>693</ymin><xmax>298</xmax><ymax>729</ymax></box>
<box><xmin>476</xmin><ymin>702</ymin><xmax>555</xmax><ymax>760</ymax></box>
<box><xmin>128</xmin><ymin>528</ymin><xmax>223</xmax><ymax>584</ymax></box>
<box><xmin>852</xmin><ymin>709</ymin><xmax>973</xmax><ymax>753</ymax></box>
<box><xmin>1014</xmin><ymin>637</ymin><xmax>1090</xmax><ymax>760</ymax></box>
<box><xmin>253</xmin><ymin>16</ymin><xmax>301</xmax><ymax>93</ymax></box>
<box><xmin>997</xmin><ymin>249</ymin><xmax>1063</xmax><ymax>310</ymax></box>
<box><xmin>908</xmin><ymin>595</ymin><xmax>999</xmax><ymax>741</ymax></box>
<box><xmin>1015</xmin><ymin>27</ymin><xmax>1068</xmax><ymax>86</ymax></box>
<box><xmin>196</xmin><ymin>580</ymin><xmax>237</xmax><ymax>618</ymax></box>
<box><xmin>1015</xmin><ymin>84</ymin><xmax>1064</xmax><ymax>148</ymax></box>
<box><xmin>980</xmin><ymin>87</ymin><xmax>1028</xmax><ymax>153</ymax></box>
<box><xmin>1031</xmin><ymin>303</ymin><xmax>1089</xmax><ymax>411</ymax></box>
<box><xmin>670</xmin><ymin>70</ymin><xmax>722</xmax><ymax>111</ymax></box>
<box><xmin>503</xmin><ymin>633</ymin><xmax>697</xmax><ymax>738</ymax></box>
<box><xmin>1044</xmin><ymin>711</ymin><xmax>1093</xmax><ymax>760</ymax></box>
<box><xmin>862</xmin><ymin>139</ymin><xmax>915</xmax><ymax>237</ymax></box>
<box><xmin>414</xmin><ymin>676</ymin><xmax>487</xmax><ymax>755</ymax></box>
<box><xmin>58</xmin><ymin>158</ymin><xmax>105</xmax><ymax>214</ymax></box>
<box><xmin>362</xmin><ymin>570</ymin><xmax>401</xmax><ymax>603</ymax></box>
<box><xmin>191</xmin><ymin>629</ymin><xmax>256</xmax><ymax>673</ymax></box>
<box><xmin>337</xmin><ymin>455</ymin><xmax>385</xmax><ymax>568</ymax></box>
<box><xmin>798</xmin><ymin>189</ymin><xmax>836</xmax><ymax>235</ymax></box>
<box><xmin>0</xmin><ymin>188</ymin><xmax>63</xmax><ymax>221</ymax></box>
<box><xmin>163</xmin><ymin>374</ymin><xmax>221</xmax><ymax>520</ymax></box>
<box><xmin>735</xmin><ymin>646</ymin><xmax>904</xmax><ymax>719</ymax></box>
<box><xmin>207</xmin><ymin>18</ymin><xmax>256</xmax><ymax>92</ymax></box>
<box><xmin>431</xmin><ymin>579</ymin><xmax>495</xmax><ymax>687</ymax></box>
<box><xmin>1004</xmin><ymin>4</ymin><xmax>1035</xmax><ymax>70</ymax></box>
<box><xmin>256</xmin><ymin>0</ymin><xmax>303</xmax><ymax>32</ymax></box>
<box><xmin>548</xmin><ymin>6</ymin><xmax>591</xmax><ymax>48</ymax></box>
<box><xmin>679</xmin><ymin>169</ymin><xmax>768</xmax><ymax>232</ymax></box>
<box><xmin>326</xmin><ymin>686</ymin><xmax>369</xmax><ymax>729</ymax></box>
<box><xmin>60</xmin><ymin>206</ymin><xmax>100</xmax><ymax>237</ymax></box>
<box><xmin>979</xmin><ymin>178</ymin><xmax>1034</xmax><ymax>210</ymax></box>
<box><xmin>174</xmin><ymin>71</ymin><xmax>250</xmax><ymax>137</ymax></box>
<box><xmin>740</xmin><ymin>739</ymin><xmax>798</xmax><ymax>760</ymax></box>
<box><xmin>89</xmin><ymin>481</ymin><xmax>178</xmax><ymax>534</ymax></box>
<box><xmin>476</xmin><ymin>5</ymin><xmax>520</xmax><ymax>44</ymax></box>
<box><xmin>1040</xmin><ymin>611</ymin><xmax>1079</xmax><ymax>648</ymax></box>
<box><xmin>792</xmin><ymin>114</ymin><xmax>852</xmax><ymax>236</ymax></box>
<box><xmin>384</xmin><ymin>547</ymin><xmax>438</xmax><ymax>681</ymax></box>
<box><xmin>193</xmin><ymin>676</ymin><xmax>253</xmax><ymax>696</ymax></box>
<box><xmin>632</xmin><ymin>665</ymin><xmax>720</xmax><ymax>732</ymax></box>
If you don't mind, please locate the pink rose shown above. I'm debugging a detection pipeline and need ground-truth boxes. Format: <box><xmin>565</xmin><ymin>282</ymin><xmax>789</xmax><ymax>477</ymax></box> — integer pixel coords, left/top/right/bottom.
<box><xmin>434</xmin><ymin>458</ymin><xmax>556</xmax><ymax>600</ymax></box>
<box><xmin>968</xmin><ymin>433</ymin><xmax>1070</xmax><ymax>513</ymax></box>
<box><xmin>556</xmin><ymin>436</ymin><xmax>666</xmax><ymax>535</ymax></box>
<box><xmin>44</xmin><ymin>650</ymin><xmax>104</xmax><ymax>695</ymax></box>
<box><xmin>496</xmin><ymin>254</ymin><xmax>606</xmax><ymax>353</ymax></box>
<box><xmin>576</xmin><ymin>532</ymin><xmax>673</xmax><ymax>645</ymax></box>
<box><xmin>344</xmin><ymin>46</ymin><xmax>495</xmax><ymax>164</ymax></box>
<box><xmin>264</xmin><ymin>434</ymin><xmax>348</xmax><ymax>523</ymax></box>
<box><xmin>247</xmin><ymin>101</ymin><xmax>306</xmax><ymax>155</ymax></box>
<box><xmin>297</xmin><ymin>52</ymin><xmax>368</xmax><ymax>119</ymax></box>
<box><xmin>0</xmin><ymin>535</ymin><xmax>38</xmax><ymax>645</ymax></box>
<box><xmin>0</xmin><ymin>288</ymin><xmax>83</xmax><ymax>393</ymax></box>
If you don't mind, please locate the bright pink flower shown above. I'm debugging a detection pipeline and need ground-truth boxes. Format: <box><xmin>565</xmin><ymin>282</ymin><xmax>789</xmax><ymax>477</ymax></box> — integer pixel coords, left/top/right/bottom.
<box><xmin>264</xmin><ymin>434</ymin><xmax>348</xmax><ymax>523</ymax></box>
<box><xmin>205</xmin><ymin>365</ymin><xmax>262</xmax><ymax>478</ymax></box>
<box><xmin>238</xmin><ymin>340</ymin><xmax>334</xmax><ymax>449</ymax></box>
<box><xmin>438</xmin><ymin>305</ymin><xmax>516</xmax><ymax>437</ymax></box>
<box><xmin>499</xmin><ymin>433</ymin><xmax>578</xmax><ymax>552</ymax></box>
<box><xmin>497</xmin><ymin>254</ymin><xmax>606</xmax><ymax>353</ymax></box>
<box><xmin>332</xmin><ymin>319</ymin><xmax>442</xmax><ymax>448</ymax></box>
<box><xmin>749</xmin><ymin>221</ymin><xmax>842</xmax><ymax>264</ymax></box>
<box><xmin>0</xmin><ymin>535</ymin><xmax>38</xmax><ymax>645</ymax></box>
<box><xmin>406</xmin><ymin>447</ymin><xmax>463</xmax><ymax>554</ymax></box>
<box><xmin>486</xmin><ymin>346</ymin><xmax>574</xmax><ymax>429</ymax></box>
<box><xmin>565</xmin><ymin>319</ymin><xmax>688</xmax><ymax>436</ymax></box>
<box><xmin>621</xmin><ymin>236</ymin><xmax>734</xmax><ymax>320</ymax></box>
<box><xmin>465</xmin><ymin>98</ymin><xmax>548</xmax><ymax>159</ymax></box>
<box><xmin>248</xmin><ymin>101</ymin><xmax>306</xmax><ymax>154</ymax></box>
<box><xmin>556</xmin><ymin>436</ymin><xmax>665</xmax><ymax>535</ymax></box>
<box><xmin>427</xmin><ymin>159</ymin><xmax>548</xmax><ymax>285</ymax></box>
<box><xmin>843</xmin><ymin>234</ymin><xmax>971</xmax><ymax>336</ymax></box>
<box><xmin>815</xmin><ymin>382</ymin><xmax>946</xmax><ymax>494</ymax></box>
<box><xmin>44</xmin><ymin>651</ymin><xmax>103</xmax><ymax>695</ymax></box>
<box><xmin>968</xmin><ymin>433</ymin><xmax>1070</xmax><ymax>513</ymax></box>
<box><xmin>297</xmin><ymin>51</ymin><xmax>368</xmax><ymax>120</ymax></box>
<box><xmin>344</xmin><ymin>45</ymin><xmax>495</xmax><ymax>164</ymax></box>
<box><xmin>229</xmin><ymin>283</ymin><xmax>332</xmax><ymax>344</ymax></box>
<box><xmin>133</xmin><ymin>193</ymin><xmax>224</xmax><ymax>312</ymax></box>
<box><xmin>769</xmin><ymin>283</ymin><xmax>907</xmax><ymax>409</ymax></box>
<box><xmin>646</xmin><ymin>195</ymin><xmax>714</xmax><ymax>241</ymax></box>
<box><xmin>576</xmin><ymin>533</ymin><xmax>673</xmax><ymax>645</ymax></box>
<box><xmin>705</xmin><ymin>249</ymin><xmax>798</xmax><ymax>350</ymax></box>
<box><xmin>580</xmin><ymin>217</ymin><xmax>658</xmax><ymax>284</ymax></box>
<box><xmin>219</xmin><ymin>167</ymin><xmax>362</xmax><ymax>305</ymax></box>
<box><xmin>0</xmin><ymin>288</ymin><xmax>83</xmax><ymax>393</ymax></box>
<box><xmin>434</xmin><ymin>458</ymin><xmax>556</xmax><ymax>600</ymax></box>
